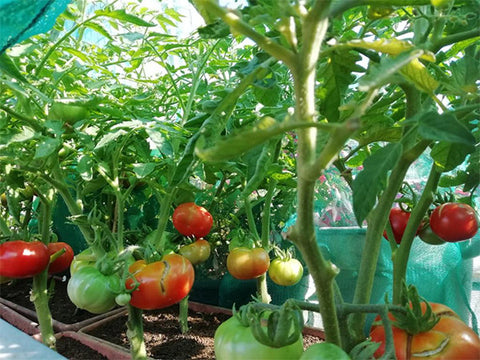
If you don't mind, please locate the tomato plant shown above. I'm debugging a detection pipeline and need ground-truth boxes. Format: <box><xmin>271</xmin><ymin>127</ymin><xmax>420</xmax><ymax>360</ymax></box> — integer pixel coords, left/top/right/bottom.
<box><xmin>227</xmin><ymin>247</ymin><xmax>270</xmax><ymax>280</ymax></box>
<box><xmin>214</xmin><ymin>315</ymin><xmax>304</xmax><ymax>360</ymax></box>
<box><xmin>429</xmin><ymin>203</ymin><xmax>478</xmax><ymax>242</ymax></box>
<box><xmin>0</xmin><ymin>240</ymin><xmax>50</xmax><ymax>278</ymax></box>
<box><xmin>47</xmin><ymin>242</ymin><xmax>74</xmax><ymax>274</ymax></box>
<box><xmin>172</xmin><ymin>202</ymin><xmax>213</xmax><ymax>239</ymax></box>
<box><xmin>268</xmin><ymin>257</ymin><xmax>303</xmax><ymax>286</ymax></box>
<box><xmin>300</xmin><ymin>343</ymin><xmax>350</xmax><ymax>360</ymax></box>
<box><xmin>179</xmin><ymin>239</ymin><xmax>211</xmax><ymax>265</ymax></box>
<box><xmin>126</xmin><ymin>253</ymin><xmax>194</xmax><ymax>310</ymax></box>
<box><xmin>370</xmin><ymin>302</ymin><xmax>480</xmax><ymax>360</ymax></box>
<box><xmin>67</xmin><ymin>266</ymin><xmax>123</xmax><ymax>314</ymax></box>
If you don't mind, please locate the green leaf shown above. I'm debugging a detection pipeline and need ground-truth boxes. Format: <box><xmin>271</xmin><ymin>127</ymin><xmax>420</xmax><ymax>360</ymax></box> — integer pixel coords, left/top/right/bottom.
<box><xmin>77</xmin><ymin>155</ymin><xmax>94</xmax><ymax>181</ymax></box>
<box><xmin>84</xmin><ymin>22</ymin><xmax>113</xmax><ymax>40</ymax></box>
<box><xmin>430</xmin><ymin>142</ymin><xmax>473</xmax><ymax>172</ymax></box>
<box><xmin>352</xmin><ymin>143</ymin><xmax>403</xmax><ymax>224</ymax></box>
<box><xmin>95</xmin><ymin>129</ymin><xmax>128</xmax><ymax>149</ymax></box>
<box><xmin>359</xmin><ymin>50</ymin><xmax>427</xmax><ymax>92</ymax></box>
<box><xmin>418</xmin><ymin>111</ymin><xmax>476</xmax><ymax>147</ymax></box>
<box><xmin>34</xmin><ymin>137</ymin><xmax>61</xmax><ymax>159</ymax></box>
<box><xmin>318</xmin><ymin>51</ymin><xmax>360</xmax><ymax>122</ymax></box>
<box><xmin>63</xmin><ymin>47</ymin><xmax>90</xmax><ymax>62</ymax></box>
<box><xmin>399</xmin><ymin>58</ymin><xmax>438</xmax><ymax>93</ymax></box>
<box><xmin>133</xmin><ymin>163</ymin><xmax>156</xmax><ymax>178</ymax></box>
<box><xmin>0</xmin><ymin>53</ymin><xmax>27</xmax><ymax>82</ymax></box>
<box><xmin>95</xmin><ymin>9</ymin><xmax>155</xmax><ymax>27</ymax></box>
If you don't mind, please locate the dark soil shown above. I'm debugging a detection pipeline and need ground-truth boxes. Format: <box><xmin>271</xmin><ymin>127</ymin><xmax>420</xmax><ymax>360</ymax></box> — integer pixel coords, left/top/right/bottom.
<box><xmin>86</xmin><ymin>305</ymin><xmax>321</xmax><ymax>359</ymax></box>
<box><xmin>55</xmin><ymin>336</ymin><xmax>108</xmax><ymax>360</ymax></box>
<box><xmin>0</xmin><ymin>277</ymin><xmax>99</xmax><ymax>324</ymax></box>
<box><xmin>1</xmin><ymin>277</ymin><xmax>322</xmax><ymax>359</ymax></box>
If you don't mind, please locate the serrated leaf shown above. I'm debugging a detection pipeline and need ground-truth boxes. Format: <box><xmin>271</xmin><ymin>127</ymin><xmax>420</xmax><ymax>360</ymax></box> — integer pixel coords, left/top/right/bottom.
<box><xmin>418</xmin><ymin>112</ymin><xmax>475</xmax><ymax>146</ymax></box>
<box><xmin>77</xmin><ymin>155</ymin><xmax>94</xmax><ymax>181</ymax></box>
<box><xmin>359</xmin><ymin>50</ymin><xmax>426</xmax><ymax>92</ymax></box>
<box><xmin>0</xmin><ymin>53</ymin><xmax>27</xmax><ymax>82</ymax></box>
<box><xmin>352</xmin><ymin>143</ymin><xmax>403</xmax><ymax>223</ymax></box>
<box><xmin>345</xmin><ymin>39</ymin><xmax>435</xmax><ymax>61</ymax></box>
<box><xmin>400</xmin><ymin>58</ymin><xmax>438</xmax><ymax>93</ymax></box>
<box><xmin>84</xmin><ymin>22</ymin><xmax>113</xmax><ymax>40</ymax></box>
<box><xmin>34</xmin><ymin>137</ymin><xmax>61</xmax><ymax>159</ymax></box>
<box><xmin>133</xmin><ymin>163</ymin><xmax>155</xmax><ymax>178</ymax></box>
<box><xmin>95</xmin><ymin>9</ymin><xmax>155</xmax><ymax>27</ymax></box>
<box><xmin>95</xmin><ymin>129</ymin><xmax>128</xmax><ymax>149</ymax></box>
<box><xmin>63</xmin><ymin>47</ymin><xmax>90</xmax><ymax>62</ymax></box>
<box><xmin>431</xmin><ymin>142</ymin><xmax>473</xmax><ymax>172</ymax></box>
<box><xmin>6</xmin><ymin>127</ymin><xmax>36</xmax><ymax>144</ymax></box>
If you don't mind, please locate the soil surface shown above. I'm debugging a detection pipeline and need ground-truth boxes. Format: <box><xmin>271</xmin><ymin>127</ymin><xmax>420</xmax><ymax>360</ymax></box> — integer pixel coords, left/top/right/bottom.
<box><xmin>0</xmin><ymin>277</ymin><xmax>99</xmax><ymax>324</ymax></box>
<box><xmin>1</xmin><ymin>277</ymin><xmax>322</xmax><ymax>359</ymax></box>
<box><xmin>86</xmin><ymin>305</ymin><xmax>321</xmax><ymax>359</ymax></box>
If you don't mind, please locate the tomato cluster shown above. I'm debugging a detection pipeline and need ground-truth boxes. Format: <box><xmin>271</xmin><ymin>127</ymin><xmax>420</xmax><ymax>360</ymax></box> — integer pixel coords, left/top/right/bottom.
<box><xmin>0</xmin><ymin>240</ymin><xmax>74</xmax><ymax>279</ymax></box>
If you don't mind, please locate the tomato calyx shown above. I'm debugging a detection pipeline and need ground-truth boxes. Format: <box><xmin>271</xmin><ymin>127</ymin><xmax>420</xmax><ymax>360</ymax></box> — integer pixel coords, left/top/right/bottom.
<box><xmin>390</xmin><ymin>284</ymin><xmax>439</xmax><ymax>335</ymax></box>
<box><xmin>236</xmin><ymin>300</ymin><xmax>304</xmax><ymax>348</ymax></box>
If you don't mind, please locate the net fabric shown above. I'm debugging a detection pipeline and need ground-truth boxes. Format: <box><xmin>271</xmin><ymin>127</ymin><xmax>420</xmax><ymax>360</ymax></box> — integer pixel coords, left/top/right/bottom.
<box><xmin>283</xmin><ymin>154</ymin><xmax>479</xmax><ymax>333</ymax></box>
<box><xmin>0</xmin><ymin>0</ymin><xmax>71</xmax><ymax>55</ymax></box>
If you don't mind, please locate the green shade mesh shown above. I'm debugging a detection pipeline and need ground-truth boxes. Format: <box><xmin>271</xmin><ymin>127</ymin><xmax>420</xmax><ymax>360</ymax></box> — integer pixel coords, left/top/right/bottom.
<box><xmin>0</xmin><ymin>0</ymin><xmax>71</xmax><ymax>54</ymax></box>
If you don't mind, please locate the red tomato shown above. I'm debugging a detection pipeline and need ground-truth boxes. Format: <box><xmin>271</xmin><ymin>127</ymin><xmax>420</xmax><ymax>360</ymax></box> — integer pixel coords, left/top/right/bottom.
<box><xmin>179</xmin><ymin>239</ymin><xmax>211</xmax><ymax>265</ymax></box>
<box><xmin>126</xmin><ymin>253</ymin><xmax>194</xmax><ymax>310</ymax></box>
<box><xmin>430</xmin><ymin>203</ymin><xmax>478</xmax><ymax>242</ymax></box>
<box><xmin>227</xmin><ymin>247</ymin><xmax>270</xmax><ymax>280</ymax></box>
<box><xmin>383</xmin><ymin>208</ymin><xmax>420</xmax><ymax>244</ymax></box>
<box><xmin>370</xmin><ymin>302</ymin><xmax>480</xmax><ymax>360</ymax></box>
<box><xmin>172</xmin><ymin>202</ymin><xmax>213</xmax><ymax>238</ymax></box>
<box><xmin>47</xmin><ymin>242</ymin><xmax>74</xmax><ymax>274</ymax></box>
<box><xmin>0</xmin><ymin>240</ymin><xmax>50</xmax><ymax>278</ymax></box>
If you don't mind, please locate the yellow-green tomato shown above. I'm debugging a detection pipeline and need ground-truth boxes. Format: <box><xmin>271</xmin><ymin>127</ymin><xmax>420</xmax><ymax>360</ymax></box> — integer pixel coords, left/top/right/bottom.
<box><xmin>300</xmin><ymin>343</ymin><xmax>351</xmax><ymax>360</ymax></box>
<box><xmin>49</xmin><ymin>101</ymin><xmax>89</xmax><ymax>124</ymax></box>
<box><xmin>268</xmin><ymin>257</ymin><xmax>304</xmax><ymax>286</ymax></box>
<box><xmin>430</xmin><ymin>0</ymin><xmax>452</xmax><ymax>8</ymax></box>
<box><xmin>178</xmin><ymin>239</ymin><xmax>211</xmax><ymax>265</ymax></box>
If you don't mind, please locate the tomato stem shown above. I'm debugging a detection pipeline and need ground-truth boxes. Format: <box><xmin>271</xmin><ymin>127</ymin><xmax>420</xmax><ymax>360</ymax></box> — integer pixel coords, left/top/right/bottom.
<box><xmin>126</xmin><ymin>304</ymin><xmax>147</xmax><ymax>360</ymax></box>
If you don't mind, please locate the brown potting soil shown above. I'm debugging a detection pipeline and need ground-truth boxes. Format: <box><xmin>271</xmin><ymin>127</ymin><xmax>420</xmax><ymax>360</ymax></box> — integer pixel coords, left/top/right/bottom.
<box><xmin>1</xmin><ymin>277</ymin><xmax>322</xmax><ymax>359</ymax></box>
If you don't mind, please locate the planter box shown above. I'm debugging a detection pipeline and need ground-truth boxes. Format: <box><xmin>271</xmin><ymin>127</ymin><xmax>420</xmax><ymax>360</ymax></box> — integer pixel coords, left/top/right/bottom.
<box><xmin>78</xmin><ymin>300</ymin><xmax>324</xmax><ymax>360</ymax></box>
<box><xmin>0</xmin><ymin>296</ymin><xmax>127</xmax><ymax>332</ymax></box>
<box><xmin>33</xmin><ymin>331</ymin><xmax>131</xmax><ymax>360</ymax></box>
<box><xmin>0</xmin><ymin>302</ymin><xmax>40</xmax><ymax>335</ymax></box>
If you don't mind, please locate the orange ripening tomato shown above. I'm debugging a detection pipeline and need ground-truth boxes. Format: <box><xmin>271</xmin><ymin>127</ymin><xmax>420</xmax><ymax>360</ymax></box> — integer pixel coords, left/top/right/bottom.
<box><xmin>226</xmin><ymin>247</ymin><xmax>270</xmax><ymax>280</ymax></box>
<box><xmin>370</xmin><ymin>302</ymin><xmax>480</xmax><ymax>359</ymax></box>
<box><xmin>126</xmin><ymin>254</ymin><xmax>194</xmax><ymax>310</ymax></box>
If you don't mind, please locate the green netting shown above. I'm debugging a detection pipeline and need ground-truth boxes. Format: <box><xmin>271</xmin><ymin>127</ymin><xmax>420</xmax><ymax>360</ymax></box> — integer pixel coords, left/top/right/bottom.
<box><xmin>0</xmin><ymin>0</ymin><xmax>71</xmax><ymax>54</ymax></box>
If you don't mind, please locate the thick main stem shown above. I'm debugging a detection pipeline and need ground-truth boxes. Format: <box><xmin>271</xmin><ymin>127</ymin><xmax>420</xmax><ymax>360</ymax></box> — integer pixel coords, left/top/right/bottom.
<box><xmin>127</xmin><ymin>305</ymin><xmax>147</xmax><ymax>360</ymax></box>
<box><xmin>392</xmin><ymin>164</ymin><xmax>441</xmax><ymax>303</ymax></box>
<box><xmin>31</xmin><ymin>201</ymin><xmax>56</xmax><ymax>349</ymax></box>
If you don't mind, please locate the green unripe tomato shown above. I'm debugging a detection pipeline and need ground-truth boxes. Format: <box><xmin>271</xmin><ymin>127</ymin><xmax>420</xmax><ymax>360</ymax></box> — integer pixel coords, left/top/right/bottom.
<box><xmin>67</xmin><ymin>266</ymin><xmax>121</xmax><ymax>314</ymax></box>
<box><xmin>49</xmin><ymin>101</ymin><xmax>89</xmax><ymax>124</ymax></box>
<box><xmin>214</xmin><ymin>315</ymin><xmax>304</xmax><ymax>360</ymax></box>
<box><xmin>115</xmin><ymin>293</ymin><xmax>132</xmax><ymax>306</ymax></box>
<box><xmin>268</xmin><ymin>257</ymin><xmax>304</xmax><ymax>286</ymax></box>
<box><xmin>300</xmin><ymin>343</ymin><xmax>351</xmax><ymax>360</ymax></box>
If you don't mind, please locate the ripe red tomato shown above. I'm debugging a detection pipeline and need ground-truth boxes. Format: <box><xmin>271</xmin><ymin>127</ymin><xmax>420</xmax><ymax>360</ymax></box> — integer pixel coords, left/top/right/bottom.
<box><xmin>370</xmin><ymin>302</ymin><xmax>480</xmax><ymax>360</ymax></box>
<box><xmin>179</xmin><ymin>239</ymin><xmax>211</xmax><ymax>265</ymax></box>
<box><xmin>383</xmin><ymin>208</ymin><xmax>421</xmax><ymax>244</ymax></box>
<box><xmin>268</xmin><ymin>257</ymin><xmax>304</xmax><ymax>286</ymax></box>
<box><xmin>429</xmin><ymin>203</ymin><xmax>478</xmax><ymax>242</ymax></box>
<box><xmin>126</xmin><ymin>253</ymin><xmax>195</xmax><ymax>310</ymax></box>
<box><xmin>227</xmin><ymin>247</ymin><xmax>270</xmax><ymax>280</ymax></box>
<box><xmin>0</xmin><ymin>240</ymin><xmax>50</xmax><ymax>278</ymax></box>
<box><xmin>172</xmin><ymin>202</ymin><xmax>213</xmax><ymax>238</ymax></box>
<box><xmin>47</xmin><ymin>242</ymin><xmax>74</xmax><ymax>274</ymax></box>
